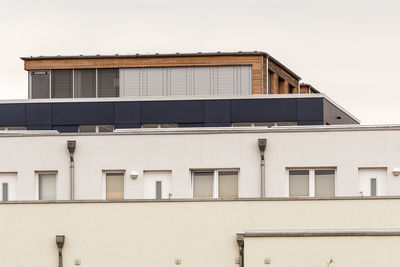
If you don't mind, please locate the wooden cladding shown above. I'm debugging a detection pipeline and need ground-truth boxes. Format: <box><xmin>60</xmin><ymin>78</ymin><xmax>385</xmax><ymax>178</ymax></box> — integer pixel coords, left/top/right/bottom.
<box><xmin>24</xmin><ymin>55</ymin><xmax>265</xmax><ymax>94</ymax></box>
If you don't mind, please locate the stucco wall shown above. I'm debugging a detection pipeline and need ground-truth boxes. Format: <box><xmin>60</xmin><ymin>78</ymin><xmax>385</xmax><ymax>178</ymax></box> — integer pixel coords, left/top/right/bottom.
<box><xmin>1</xmin><ymin>199</ymin><xmax>400</xmax><ymax>267</ymax></box>
<box><xmin>0</xmin><ymin>127</ymin><xmax>399</xmax><ymax>200</ymax></box>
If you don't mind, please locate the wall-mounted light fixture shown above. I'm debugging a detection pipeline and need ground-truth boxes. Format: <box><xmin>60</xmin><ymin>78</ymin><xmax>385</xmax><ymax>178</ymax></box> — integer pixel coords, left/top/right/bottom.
<box><xmin>56</xmin><ymin>235</ymin><xmax>65</xmax><ymax>267</ymax></box>
<box><xmin>393</xmin><ymin>168</ymin><xmax>400</xmax><ymax>176</ymax></box>
<box><xmin>130</xmin><ymin>171</ymin><xmax>138</xmax><ymax>179</ymax></box>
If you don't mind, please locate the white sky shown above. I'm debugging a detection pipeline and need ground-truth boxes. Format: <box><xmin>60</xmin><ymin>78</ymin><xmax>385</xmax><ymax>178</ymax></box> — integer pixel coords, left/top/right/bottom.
<box><xmin>0</xmin><ymin>0</ymin><xmax>399</xmax><ymax>124</ymax></box>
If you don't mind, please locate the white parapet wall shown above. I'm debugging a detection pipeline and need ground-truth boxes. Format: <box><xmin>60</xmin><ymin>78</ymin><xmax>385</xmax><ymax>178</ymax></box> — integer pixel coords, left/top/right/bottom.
<box><xmin>0</xmin><ymin>126</ymin><xmax>400</xmax><ymax>200</ymax></box>
<box><xmin>1</xmin><ymin>198</ymin><xmax>400</xmax><ymax>267</ymax></box>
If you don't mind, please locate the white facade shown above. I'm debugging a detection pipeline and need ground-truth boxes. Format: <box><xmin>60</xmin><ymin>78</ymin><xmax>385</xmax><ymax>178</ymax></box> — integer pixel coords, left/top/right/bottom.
<box><xmin>0</xmin><ymin>125</ymin><xmax>399</xmax><ymax>201</ymax></box>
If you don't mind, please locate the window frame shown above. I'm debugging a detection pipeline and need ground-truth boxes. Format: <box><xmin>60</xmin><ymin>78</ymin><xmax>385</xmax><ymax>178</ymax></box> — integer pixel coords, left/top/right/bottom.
<box><xmin>29</xmin><ymin>68</ymin><xmax>119</xmax><ymax>99</ymax></box>
<box><xmin>35</xmin><ymin>171</ymin><xmax>58</xmax><ymax>201</ymax></box>
<box><xmin>231</xmin><ymin>122</ymin><xmax>297</xmax><ymax>127</ymax></box>
<box><xmin>102</xmin><ymin>170</ymin><xmax>126</xmax><ymax>200</ymax></box>
<box><xmin>78</xmin><ymin>125</ymin><xmax>114</xmax><ymax>133</ymax></box>
<box><xmin>287</xmin><ymin>168</ymin><xmax>336</xmax><ymax>197</ymax></box>
<box><xmin>191</xmin><ymin>169</ymin><xmax>239</xmax><ymax>199</ymax></box>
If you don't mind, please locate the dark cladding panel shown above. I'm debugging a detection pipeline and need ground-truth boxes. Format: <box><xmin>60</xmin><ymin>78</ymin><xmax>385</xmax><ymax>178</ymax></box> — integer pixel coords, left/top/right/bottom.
<box><xmin>141</xmin><ymin>101</ymin><xmax>203</xmax><ymax>124</ymax></box>
<box><xmin>115</xmin><ymin>123</ymin><xmax>141</xmax><ymax>129</ymax></box>
<box><xmin>323</xmin><ymin>99</ymin><xmax>359</xmax><ymax>125</ymax></box>
<box><xmin>298</xmin><ymin>120</ymin><xmax>323</xmax><ymax>126</ymax></box>
<box><xmin>204</xmin><ymin>122</ymin><xmax>231</xmax><ymax>127</ymax></box>
<box><xmin>52</xmin><ymin>102</ymin><xmax>114</xmax><ymax>125</ymax></box>
<box><xmin>27</xmin><ymin>125</ymin><xmax>52</xmax><ymax>130</ymax></box>
<box><xmin>52</xmin><ymin>125</ymin><xmax>78</xmax><ymax>133</ymax></box>
<box><xmin>0</xmin><ymin>104</ymin><xmax>26</xmax><ymax>126</ymax></box>
<box><xmin>27</xmin><ymin>103</ymin><xmax>52</xmax><ymax>126</ymax></box>
<box><xmin>297</xmin><ymin>98</ymin><xmax>323</xmax><ymax>121</ymax></box>
<box><xmin>178</xmin><ymin>123</ymin><xmax>204</xmax><ymax>127</ymax></box>
<box><xmin>231</xmin><ymin>98</ymin><xmax>297</xmax><ymax>122</ymax></box>
<box><xmin>204</xmin><ymin>100</ymin><xmax>230</xmax><ymax>123</ymax></box>
<box><xmin>114</xmin><ymin>102</ymin><xmax>140</xmax><ymax>124</ymax></box>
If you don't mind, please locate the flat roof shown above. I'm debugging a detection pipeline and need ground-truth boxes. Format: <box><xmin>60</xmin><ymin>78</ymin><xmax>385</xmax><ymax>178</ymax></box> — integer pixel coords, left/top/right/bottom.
<box><xmin>1</xmin><ymin>124</ymin><xmax>399</xmax><ymax>138</ymax></box>
<box><xmin>20</xmin><ymin>51</ymin><xmax>301</xmax><ymax>80</ymax></box>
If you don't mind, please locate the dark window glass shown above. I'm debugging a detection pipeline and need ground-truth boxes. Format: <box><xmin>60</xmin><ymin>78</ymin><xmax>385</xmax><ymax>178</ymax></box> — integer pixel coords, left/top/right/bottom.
<box><xmin>2</xmin><ymin>183</ymin><xmax>8</xmax><ymax>201</ymax></box>
<box><xmin>371</xmin><ymin>178</ymin><xmax>377</xmax><ymax>196</ymax></box>
<box><xmin>98</xmin><ymin>69</ymin><xmax>119</xmax><ymax>97</ymax></box>
<box><xmin>31</xmin><ymin>71</ymin><xmax>50</xmax><ymax>99</ymax></box>
<box><xmin>51</xmin><ymin>70</ymin><xmax>73</xmax><ymax>98</ymax></box>
<box><xmin>74</xmin><ymin>69</ymin><xmax>96</xmax><ymax>98</ymax></box>
<box><xmin>156</xmin><ymin>181</ymin><xmax>162</xmax><ymax>199</ymax></box>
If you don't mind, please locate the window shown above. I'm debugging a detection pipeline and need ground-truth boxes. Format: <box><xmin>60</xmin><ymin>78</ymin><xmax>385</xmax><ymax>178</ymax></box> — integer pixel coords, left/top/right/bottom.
<box><xmin>289</xmin><ymin>169</ymin><xmax>335</xmax><ymax>197</ymax></box>
<box><xmin>141</xmin><ymin>124</ymin><xmax>178</xmax><ymax>128</ymax></box>
<box><xmin>156</xmin><ymin>181</ymin><xmax>162</xmax><ymax>200</ymax></box>
<box><xmin>315</xmin><ymin>170</ymin><xmax>335</xmax><ymax>197</ymax></box>
<box><xmin>98</xmin><ymin>69</ymin><xmax>119</xmax><ymax>97</ymax></box>
<box><xmin>106</xmin><ymin>173</ymin><xmax>124</xmax><ymax>200</ymax></box>
<box><xmin>231</xmin><ymin>122</ymin><xmax>297</xmax><ymax>127</ymax></box>
<box><xmin>0</xmin><ymin>126</ymin><xmax>26</xmax><ymax>131</ymax></box>
<box><xmin>371</xmin><ymin>178</ymin><xmax>377</xmax><ymax>197</ymax></box>
<box><xmin>289</xmin><ymin>170</ymin><xmax>309</xmax><ymax>197</ymax></box>
<box><xmin>192</xmin><ymin>170</ymin><xmax>238</xmax><ymax>198</ymax></box>
<box><xmin>78</xmin><ymin>125</ymin><xmax>114</xmax><ymax>133</ymax></box>
<box><xmin>38</xmin><ymin>173</ymin><xmax>56</xmax><ymax>200</ymax></box>
<box><xmin>51</xmin><ymin>69</ymin><xmax>73</xmax><ymax>98</ymax></box>
<box><xmin>2</xmin><ymin>183</ymin><xmax>8</xmax><ymax>201</ymax></box>
<box><xmin>74</xmin><ymin>69</ymin><xmax>96</xmax><ymax>98</ymax></box>
<box><xmin>30</xmin><ymin>71</ymin><xmax>50</xmax><ymax>99</ymax></box>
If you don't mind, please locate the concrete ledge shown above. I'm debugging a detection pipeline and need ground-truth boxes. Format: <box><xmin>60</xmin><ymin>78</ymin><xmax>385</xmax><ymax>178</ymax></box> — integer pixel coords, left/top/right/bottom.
<box><xmin>2</xmin><ymin>196</ymin><xmax>400</xmax><ymax>205</ymax></box>
<box><xmin>243</xmin><ymin>229</ymin><xmax>400</xmax><ymax>237</ymax></box>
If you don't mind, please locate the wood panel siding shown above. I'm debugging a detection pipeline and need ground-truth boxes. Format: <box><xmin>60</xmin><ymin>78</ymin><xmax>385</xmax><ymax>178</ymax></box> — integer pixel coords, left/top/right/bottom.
<box><xmin>268</xmin><ymin>59</ymin><xmax>299</xmax><ymax>94</ymax></box>
<box><xmin>24</xmin><ymin>55</ymin><xmax>266</xmax><ymax>95</ymax></box>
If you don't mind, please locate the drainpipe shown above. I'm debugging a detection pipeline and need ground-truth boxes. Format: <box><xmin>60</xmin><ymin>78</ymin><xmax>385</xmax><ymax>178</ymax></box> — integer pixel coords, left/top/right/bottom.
<box><xmin>67</xmin><ymin>141</ymin><xmax>76</xmax><ymax>200</ymax></box>
<box><xmin>236</xmin><ymin>233</ymin><xmax>244</xmax><ymax>267</ymax></box>
<box><xmin>258</xmin><ymin>139</ymin><xmax>267</xmax><ymax>198</ymax></box>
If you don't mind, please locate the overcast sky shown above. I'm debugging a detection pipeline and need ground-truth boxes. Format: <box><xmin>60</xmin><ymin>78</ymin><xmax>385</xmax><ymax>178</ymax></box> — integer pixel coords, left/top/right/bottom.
<box><xmin>0</xmin><ymin>0</ymin><xmax>399</xmax><ymax>124</ymax></box>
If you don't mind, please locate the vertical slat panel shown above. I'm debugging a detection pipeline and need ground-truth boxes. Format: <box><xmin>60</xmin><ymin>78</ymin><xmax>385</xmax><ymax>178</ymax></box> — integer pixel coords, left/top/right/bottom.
<box><xmin>216</xmin><ymin>66</ymin><xmax>235</xmax><ymax>95</ymax></box>
<box><xmin>193</xmin><ymin>67</ymin><xmax>212</xmax><ymax>96</ymax></box>
<box><xmin>51</xmin><ymin>70</ymin><xmax>73</xmax><ymax>98</ymax></box>
<box><xmin>98</xmin><ymin>69</ymin><xmax>119</xmax><ymax>97</ymax></box>
<box><xmin>31</xmin><ymin>71</ymin><xmax>50</xmax><ymax>99</ymax></box>
<box><xmin>120</xmin><ymin>68</ymin><xmax>141</xmax><ymax>97</ymax></box>
<box><xmin>74</xmin><ymin>69</ymin><xmax>96</xmax><ymax>98</ymax></box>
<box><xmin>170</xmin><ymin>67</ymin><xmax>188</xmax><ymax>95</ymax></box>
<box><xmin>239</xmin><ymin>65</ymin><xmax>251</xmax><ymax>95</ymax></box>
<box><xmin>146</xmin><ymin>68</ymin><xmax>164</xmax><ymax>96</ymax></box>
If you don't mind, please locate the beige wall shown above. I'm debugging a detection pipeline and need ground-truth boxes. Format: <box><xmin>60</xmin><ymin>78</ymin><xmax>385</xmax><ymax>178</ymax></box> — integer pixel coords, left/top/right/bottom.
<box><xmin>245</xmin><ymin>236</ymin><xmax>400</xmax><ymax>267</ymax></box>
<box><xmin>1</xmin><ymin>198</ymin><xmax>400</xmax><ymax>267</ymax></box>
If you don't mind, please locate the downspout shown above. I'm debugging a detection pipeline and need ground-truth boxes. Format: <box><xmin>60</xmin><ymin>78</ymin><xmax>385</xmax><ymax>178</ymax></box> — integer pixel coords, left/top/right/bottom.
<box><xmin>266</xmin><ymin>55</ymin><xmax>269</xmax><ymax>94</ymax></box>
<box><xmin>67</xmin><ymin>141</ymin><xmax>76</xmax><ymax>200</ymax></box>
<box><xmin>236</xmin><ymin>234</ymin><xmax>244</xmax><ymax>267</ymax></box>
<box><xmin>258</xmin><ymin>139</ymin><xmax>267</xmax><ymax>198</ymax></box>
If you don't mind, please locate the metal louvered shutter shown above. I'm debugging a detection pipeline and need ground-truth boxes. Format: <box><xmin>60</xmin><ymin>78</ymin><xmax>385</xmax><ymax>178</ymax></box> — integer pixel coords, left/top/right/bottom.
<box><xmin>193</xmin><ymin>67</ymin><xmax>212</xmax><ymax>96</ymax></box>
<box><xmin>74</xmin><ymin>69</ymin><xmax>96</xmax><ymax>98</ymax></box>
<box><xmin>216</xmin><ymin>66</ymin><xmax>235</xmax><ymax>95</ymax></box>
<box><xmin>31</xmin><ymin>71</ymin><xmax>50</xmax><ymax>99</ymax></box>
<box><xmin>238</xmin><ymin>65</ymin><xmax>251</xmax><ymax>95</ymax></box>
<box><xmin>98</xmin><ymin>69</ymin><xmax>119</xmax><ymax>97</ymax></box>
<box><xmin>120</xmin><ymin>68</ymin><xmax>141</xmax><ymax>97</ymax></box>
<box><xmin>170</xmin><ymin>67</ymin><xmax>188</xmax><ymax>95</ymax></box>
<box><xmin>51</xmin><ymin>70</ymin><xmax>72</xmax><ymax>98</ymax></box>
<box><xmin>145</xmin><ymin>68</ymin><xmax>164</xmax><ymax>96</ymax></box>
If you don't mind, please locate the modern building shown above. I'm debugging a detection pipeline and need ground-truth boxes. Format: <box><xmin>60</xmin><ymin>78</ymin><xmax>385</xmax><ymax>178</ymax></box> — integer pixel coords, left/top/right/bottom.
<box><xmin>1</xmin><ymin>51</ymin><xmax>398</xmax><ymax>267</ymax></box>
<box><xmin>0</xmin><ymin>52</ymin><xmax>358</xmax><ymax>133</ymax></box>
